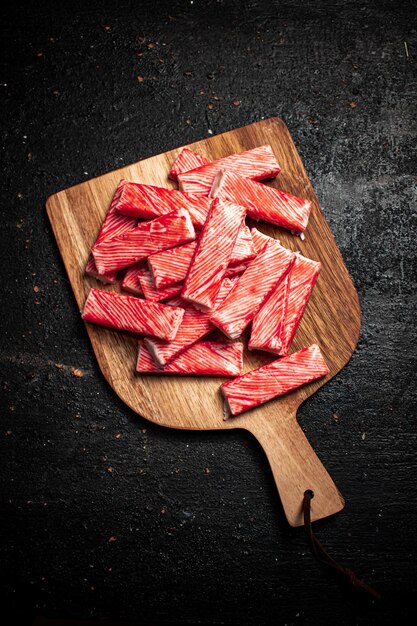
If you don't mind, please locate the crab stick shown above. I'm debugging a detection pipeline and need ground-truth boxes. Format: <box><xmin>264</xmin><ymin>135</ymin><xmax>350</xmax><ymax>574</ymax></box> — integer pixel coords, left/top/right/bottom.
<box><xmin>122</xmin><ymin>263</ymin><xmax>182</xmax><ymax>301</ymax></box>
<box><xmin>148</xmin><ymin>241</ymin><xmax>197</xmax><ymax>289</ymax></box>
<box><xmin>92</xmin><ymin>208</ymin><xmax>196</xmax><ymax>274</ymax></box>
<box><xmin>177</xmin><ymin>145</ymin><xmax>280</xmax><ymax>195</ymax></box>
<box><xmin>224</xmin><ymin>262</ymin><xmax>250</xmax><ymax>278</ymax></box>
<box><xmin>85</xmin><ymin>180</ymin><xmax>137</xmax><ymax>283</ymax></box>
<box><xmin>249</xmin><ymin>271</ymin><xmax>291</xmax><ymax>354</ymax></box>
<box><xmin>121</xmin><ymin>263</ymin><xmax>145</xmax><ymax>297</ymax></box>
<box><xmin>278</xmin><ymin>254</ymin><xmax>321</xmax><ymax>355</ymax></box>
<box><xmin>148</xmin><ymin>224</ymin><xmax>255</xmax><ymax>289</ymax></box>
<box><xmin>137</xmin><ymin>341</ymin><xmax>243</xmax><ymax>376</ymax></box>
<box><xmin>144</xmin><ymin>277</ymin><xmax>236</xmax><ymax>366</ymax></box>
<box><xmin>229</xmin><ymin>224</ymin><xmax>256</xmax><ymax>266</ymax></box>
<box><xmin>210</xmin><ymin>240</ymin><xmax>295</xmax><ymax>339</ymax></box>
<box><xmin>210</xmin><ymin>170</ymin><xmax>311</xmax><ymax>232</ymax></box>
<box><xmin>115</xmin><ymin>182</ymin><xmax>212</xmax><ymax>229</ymax></box>
<box><xmin>168</xmin><ymin>148</ymin><xmax>209</xmax><ymax>181</ymax></box>
<box><xmin>181</xmin><ymin>199</ymin><xmax>246</xmax><ymax>311</ymax></box>
<box><xmin>221</xmin><ymin>344</ymin><xmax>329</xmax><ymax>417</ymax></box>
<box><xmin>81</xmin><ymin>288</ymin><xmax>184</xmax><ymax>341</ymax></box>
<box><xmin>250</xmin><ymin>228</ymin><xmax>279</xmax><ymax>253</ymax></box>
<box><xmin>138</xmin><ymin>269</ymin><xmax>183</xmax><ymax>302</ymax></box>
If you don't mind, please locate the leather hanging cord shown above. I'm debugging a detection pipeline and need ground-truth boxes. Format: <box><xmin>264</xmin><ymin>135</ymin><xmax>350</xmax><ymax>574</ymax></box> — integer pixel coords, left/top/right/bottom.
<box><xmin>303</xmin><ymin>490</ymin><xmax>381</xmax><ymax>601</ymax></box>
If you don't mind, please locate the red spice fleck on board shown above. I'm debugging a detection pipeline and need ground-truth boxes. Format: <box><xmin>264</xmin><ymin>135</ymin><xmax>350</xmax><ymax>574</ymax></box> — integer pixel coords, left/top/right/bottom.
<box><xmin>231</xmin><ymin>99</ymin><xmax>241</xmax><ymax>106</ymax></box>
<box><xmin>137</xmin><ymin>75</ymin><xmax>144</xmax><ymax>82</ymax></box>
<box><xmin>108</xmin><ymin>536</ymin><xmax>117</xmax><ymax>543</ymax></box>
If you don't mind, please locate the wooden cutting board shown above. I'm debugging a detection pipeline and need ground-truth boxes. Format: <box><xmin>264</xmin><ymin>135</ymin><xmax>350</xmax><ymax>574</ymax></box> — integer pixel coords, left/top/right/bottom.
<box><xmin>46</xmin><ymin>118</ymin><xmax>360</xmax><ymax>527</ymax></box>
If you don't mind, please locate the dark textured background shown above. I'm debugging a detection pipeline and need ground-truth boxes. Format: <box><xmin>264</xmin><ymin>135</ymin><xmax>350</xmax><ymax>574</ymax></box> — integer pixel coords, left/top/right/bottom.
<box><xmin>1</xmin><ymin>1</ymin><xmax>416</xmax><ymax>624</ymax></box>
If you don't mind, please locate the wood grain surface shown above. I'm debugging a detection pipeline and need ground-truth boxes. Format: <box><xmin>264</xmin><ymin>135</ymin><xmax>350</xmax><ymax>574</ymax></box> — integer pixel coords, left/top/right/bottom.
<box><xmin>46</xmin><ymin>118</ymin><xmax>360</xmax><ymax>527</ymax></box>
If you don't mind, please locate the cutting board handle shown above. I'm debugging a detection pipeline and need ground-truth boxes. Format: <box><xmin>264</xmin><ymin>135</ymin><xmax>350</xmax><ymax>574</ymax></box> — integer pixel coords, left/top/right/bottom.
<box><xmin>247</xmin><ymin>410</ymin><xmax>345</xmax><ymax>527</ymax></box>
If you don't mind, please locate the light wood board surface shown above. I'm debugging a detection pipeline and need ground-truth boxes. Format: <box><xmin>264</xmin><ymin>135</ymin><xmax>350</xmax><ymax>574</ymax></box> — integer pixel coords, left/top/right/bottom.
<box><xmin>46</xmin><ymin>118</ymin><xmax>360</xmax><ymax>527</ymax></box>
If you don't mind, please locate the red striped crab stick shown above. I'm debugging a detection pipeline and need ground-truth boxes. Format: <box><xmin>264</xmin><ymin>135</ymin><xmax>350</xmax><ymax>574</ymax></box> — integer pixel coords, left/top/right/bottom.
<box><xmin>210</xmin><ymin>170</ymin><xmax>311</xmax><ymax>232</ymax></box>
<box><xmin>221</xmin><ymin>344</ymin><xmax>329</xmax><ymax>417</ymax></box>
<box><xmin>137</xmin><ymin>340</ymin><xmax>243</xmax><ymax>376</ymax></box>
<box><xmin>92</xmin><ymin>208</ymin><xmax>196</xmax><ymax>275</ymax></box>
<box><xmin>177</xmin><ymin>145</ymin><xmax>280</xmax><ymax>195</ymax></box>
<box><xmin>81</xmin><ymin>288</ymin><xmax>184</xmax><ymax>341</ymax></box>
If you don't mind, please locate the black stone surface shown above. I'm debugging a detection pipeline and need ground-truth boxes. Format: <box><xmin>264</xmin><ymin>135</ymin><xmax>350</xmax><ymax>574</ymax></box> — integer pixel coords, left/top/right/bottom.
<box><xmin>1</xmin><ymin>1</ymin><xmax>416</xmax><ymax>624</ymax></box>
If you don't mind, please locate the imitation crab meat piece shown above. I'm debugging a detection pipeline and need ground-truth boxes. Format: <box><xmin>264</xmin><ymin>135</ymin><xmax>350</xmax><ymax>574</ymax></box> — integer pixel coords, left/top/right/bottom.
<box><xmin>229</xmin><ymin>224</ymin><xmax>256</xmax><ymax>266</ymax></box>
<box><xmin>210</xmin><ymin>240</ymin><xmax>295</xmax><ymax>339</ymax></box>
<box><xmin>177</xmin><ymin>145</ymin><xmax>280</xmax><ymax>195</ymax></box>
<box><xmin>121</xmin><ymin>264</ymin><xmax>181</xmax><ymax>301</ymax></box>
<box><xmin>224</xmin><ymin>262</ymin><xmax>250</xmax><ymax>278</ymax></box>
<box><xmin>250</xmin><ymin>228</ymin><xmax>279</xmax><ymax>253</ymax></box>
<box><xmin>249</xmin><ymin>271</ymin><xmax>291</xmax><ymax>354</ymax></box>
<box><xmin>85</xmin><ymin>180</ymin><xmax>137</xmax><ymax>283</ymax></box>
<box><xmin>121</xmin><ymin>263</ymin><xmax>145</xmax><ymax>297</ymax></box>
<box><xmin>248</xmin><ymin>230</ymin><xmax>320</xmax><ymax>354</ymax></box>
<box><xmin>148</xmin><ymin>241</ymin><xmax>197</xmax><ymax>289</ymax></box>
<box><xmin>92</xmin><ymin>208</ymin><xmax>196</xmax><ymax>274</ymax></box>
<box><xmin>137</xmin><ymin>340</ymin><xmax>243</xmax><ymax>376</ymax></box>
<box><xmin>278</xmin><ymin>254</ymin><xmax>321</xmax><ymax>356</ymax></box>
<box><xmin>85</xmin><ymin>257</ymin><xmax>119</xmax><ymax>285</ymax></box>
<box><xmin>114</xmin><ymin>181</ymin><xmax>211</xmax><ymax>229</ymax></box>
<box><xmin>168</xmin><ymin>148</ymin><xmax>209</xmax><ymax>181</ymax></box>
<box><xmin>144</xmin><ymin>277</ymin><xmax>236</xmax><ymax>366</ymax></box>
<box><xmin>181</xmin><ymin>199</ymin><xmax>246</xmax><ymax>311</ymax></box>
<box><xmin>210</xmin><ymin>170</ymin><xmax>311</xmax><ymax>232</ymax></box>
<box><xmin>138</xmin><ymin>269</ymin><xmax>183</xmax><ymax>302</ymax></box>
<box><xmin>148</xmin><ymin>224</ymin><xmax>255</xmax><ymax>289</ymax></box>
<box><xmin>221</xmin><ymin>344</ymin><xmax>329</xmax><ymax>417</ymax></box>
<box><xmin>81</xmin><ymin>288</ymin><xmax>184</xmax><ymax>341</ymax></box>
<box><xmin>248</xmin><ymin>229</ymin><xmax>288</xmax><ymax>353</ymax></box>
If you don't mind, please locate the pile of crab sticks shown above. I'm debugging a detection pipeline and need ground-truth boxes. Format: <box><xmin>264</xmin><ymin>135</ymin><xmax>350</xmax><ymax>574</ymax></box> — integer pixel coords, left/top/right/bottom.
<box><xmin>82</xmin><ymin>144</ymin><xmax>330</xmax><ymax>418</ymax></box>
